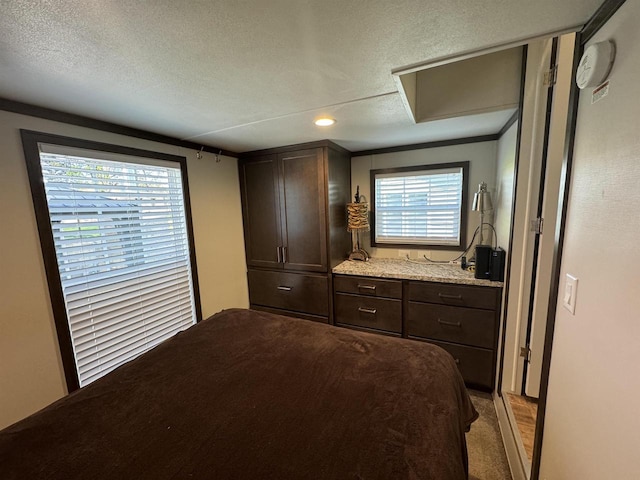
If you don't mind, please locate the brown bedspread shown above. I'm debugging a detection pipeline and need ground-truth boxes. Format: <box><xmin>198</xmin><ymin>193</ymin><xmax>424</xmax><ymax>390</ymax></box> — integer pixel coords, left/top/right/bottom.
<box><xmin>0</xmin><ymin>308</ymin><xmax>477</xmax><ymax>479</ymax></box>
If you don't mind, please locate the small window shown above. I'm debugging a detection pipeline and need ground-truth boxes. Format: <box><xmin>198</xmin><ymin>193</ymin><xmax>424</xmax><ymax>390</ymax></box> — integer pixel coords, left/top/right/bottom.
<box><xmin>22</xmin><ymin>131</ymin><xmax>201</xmax><ymax>390</ymax></box>
<box><xmin>371</xmin><ymin>162</ymin><xmax>469</xmax><ymax>249</ymax></box>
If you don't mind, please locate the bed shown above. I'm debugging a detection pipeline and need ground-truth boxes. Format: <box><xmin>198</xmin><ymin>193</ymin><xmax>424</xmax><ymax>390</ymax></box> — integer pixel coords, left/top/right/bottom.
<box><xmin>0</xmin><ymin>308</ymin><xmax>478</xmax><ymax>479</ymax></box>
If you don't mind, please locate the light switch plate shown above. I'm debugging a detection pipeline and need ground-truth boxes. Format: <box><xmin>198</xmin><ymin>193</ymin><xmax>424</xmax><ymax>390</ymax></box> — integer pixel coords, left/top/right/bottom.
<box><xmin>563</xmin><ymin>274</ymin><xmax>578</xmax><ymax>315</ymax></box>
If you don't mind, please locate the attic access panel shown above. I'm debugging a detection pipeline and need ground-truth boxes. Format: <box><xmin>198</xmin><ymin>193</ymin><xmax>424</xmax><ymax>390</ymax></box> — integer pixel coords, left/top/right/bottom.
<box><xmin>394</xmin><ymin>47</ymin><xmax>522</xmax><ymax>124</ymax></box>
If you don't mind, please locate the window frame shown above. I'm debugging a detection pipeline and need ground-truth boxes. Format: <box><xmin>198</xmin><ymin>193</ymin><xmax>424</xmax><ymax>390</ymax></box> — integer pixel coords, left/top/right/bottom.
<box><xmin>21</xmin><ymin>129</ymin><xmax>203</xmax><ymax>392</ymax></box>
<box><xmin>370</xmin><ymin>161</ymin><xmax>469</xmax><ymax>250</ymax></box>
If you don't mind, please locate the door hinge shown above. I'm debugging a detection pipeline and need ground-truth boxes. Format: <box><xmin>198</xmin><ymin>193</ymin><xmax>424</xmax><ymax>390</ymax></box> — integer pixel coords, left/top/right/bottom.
<box><xmin>543</xmin><ymin>65</ymin><xmax>558</xmax><ymax>87</ymax></box>
<box><xmin>520</xmin><ymin>346</ymin><xmax>532</xmax><ymax>362</ymax></box>
<box><xmin>530</xmin><ymin>217</ymin><xmax>544</xmax><ymax>235</ymax></box>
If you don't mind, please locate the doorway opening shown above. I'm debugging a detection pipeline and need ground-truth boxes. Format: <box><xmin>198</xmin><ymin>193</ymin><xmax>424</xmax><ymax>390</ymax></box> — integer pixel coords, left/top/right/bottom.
<box><xmin>497</xmin><ymin>32</ymin><xmax>576</xmax><ymax>477</ymax></box>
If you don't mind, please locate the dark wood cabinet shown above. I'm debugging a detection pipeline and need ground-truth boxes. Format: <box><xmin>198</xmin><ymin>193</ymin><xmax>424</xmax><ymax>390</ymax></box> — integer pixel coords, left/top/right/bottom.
<box><xmin>277</xmin><ymin>149</ymin><xmax>327</xmax><ymax>272</ymax></box>
<box><xmin>247</xmin><ymin>269</ymin><xmax>329</xmax><ymax>318</ymax></box>
<box><xmin>332</xmin><ymin>274</ymin><xmax>502</xmax><ymax>391</ymax></box>
<box><xmin>407</xmin><ymin>281</ymin><xmax>501</xmax><ymax>391</ymax></box>
<box><xmin>334</xmin><ymin>275</ymin><xmax>403</xmax><ymax>334</ymax></box>
<box><xmin>239</xmin><ymin>154</ymin><xmax>282</xmax><ymax>269</ymax></box>
<box><xmin>239</xmin><ymin>141</ymin><xmax>351</xmax><ymax>322</ymax></box>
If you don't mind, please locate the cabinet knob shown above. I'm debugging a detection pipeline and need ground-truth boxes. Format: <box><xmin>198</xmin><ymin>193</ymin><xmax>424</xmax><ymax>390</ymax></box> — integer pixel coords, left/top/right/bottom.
<box><xmin>358</xmin><ymin>307</ymin><xmax>377</xmax><ymax>315</ymax></box>
<box><xmin>438</xmin><ymin>293</ymin><xmax>463</xmax><ymax>301</ymax></box>
<box><xmin>276</xmin><ymin>246</ymin><xmax>288</xmax><ymax>263</ymax></box>
<box><xmin>357</xmin><ymin>284</ymin><xmax>376</xmax><ymax>291</ymax></box>
<box><xmin>437</xmin><ymin>319</ymin><xmax>462</xmax><ymax>327</ymax></box>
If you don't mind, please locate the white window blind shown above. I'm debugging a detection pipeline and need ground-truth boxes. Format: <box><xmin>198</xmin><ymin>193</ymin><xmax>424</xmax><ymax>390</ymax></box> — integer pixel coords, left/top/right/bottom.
<box><xmin>374</xmin><ymin>167</ymin><xmax>464</xmax><ymax>246</ymax></box>
<box><xmin>38</xmin><ymin>144</ymin><xmax>197</xmax><ymax>387</ymax></box>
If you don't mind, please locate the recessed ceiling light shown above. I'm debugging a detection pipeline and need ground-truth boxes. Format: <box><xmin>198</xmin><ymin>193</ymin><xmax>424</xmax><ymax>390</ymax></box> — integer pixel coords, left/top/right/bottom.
<box><xmin>314</xmin><ymin>117</ymin><xmax>336</xmax><ymax>127</ymax></box>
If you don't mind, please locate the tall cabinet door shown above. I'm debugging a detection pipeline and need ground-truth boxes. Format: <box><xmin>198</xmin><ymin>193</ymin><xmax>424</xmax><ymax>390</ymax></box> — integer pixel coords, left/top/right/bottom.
<box><xmin>239</xmin><ymin>154</ymin><xmax>283</xmax><ymax>269</ymax></box>
<box><xmin>278</xmin><ymin>149</ymin><xmax>327</xmax><ymax>272</ymax></box>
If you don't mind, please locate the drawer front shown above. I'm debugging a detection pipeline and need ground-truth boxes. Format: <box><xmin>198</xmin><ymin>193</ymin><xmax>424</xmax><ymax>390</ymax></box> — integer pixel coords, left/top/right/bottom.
<box><xmin>248</xmin><ymin>269</ymin><xmax>328</xmax><ymax>316</ymax></box>
<box><xmin>427</xmin><ymin>340</ymin><xmax>494</xmax><ymax>390</ymax></box>
<box><xmin>334</xmin><ymin>293</ymin><xmax>401</xmax><ymax>333</ymax></box>
<box><xmin>250</xmin><ymin>305</ymin><xmax>328</xmax><ymax>324</ymax></box>
<box><xmin>408</xmin><ymin>281</ymin><xmax>500</xmax><ymax>310</ymax></box>
<box><xmin>407</xmin><ymin>302</ymin><xmax>496</xmax><ymax>349</ymax></box>
<box><xmin>334</xmin><ymin>275</ymin><xmax>402</xmax><ymax>299</ymax></box>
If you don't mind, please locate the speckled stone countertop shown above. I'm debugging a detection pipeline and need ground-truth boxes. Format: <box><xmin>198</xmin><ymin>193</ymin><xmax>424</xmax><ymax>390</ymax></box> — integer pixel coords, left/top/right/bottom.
<box><xmin>332</xmin><ymin>258</ymin><xmax>503</xmax><ymax>287</ymax></box>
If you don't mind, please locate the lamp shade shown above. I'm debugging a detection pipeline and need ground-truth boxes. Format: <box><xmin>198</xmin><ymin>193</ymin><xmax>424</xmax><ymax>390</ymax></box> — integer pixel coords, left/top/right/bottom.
<box><xmin>347</xmin><ymin>202</ymin><xmax>369</xmax><ymax>231</ymax></box>
<box><xmin>472</xmin><ymin>182</ymin><xmax>492</xmax><ymax>212</ymax></box>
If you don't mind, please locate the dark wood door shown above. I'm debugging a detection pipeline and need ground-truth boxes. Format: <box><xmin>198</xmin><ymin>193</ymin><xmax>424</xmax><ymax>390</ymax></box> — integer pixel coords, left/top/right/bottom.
<box><xmin>278</xmin><ymin>149</ymin><xmax>327</xmax><ymax>272</ymax></box>
<box><xmin>239</xmin><ymin>154</ymin><xmax>283</xmax><ymax>269</ymax></box>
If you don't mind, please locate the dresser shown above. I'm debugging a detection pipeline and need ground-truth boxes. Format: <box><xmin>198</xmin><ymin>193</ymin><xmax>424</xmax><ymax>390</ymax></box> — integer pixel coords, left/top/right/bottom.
<box><xmin>333</xmin><ymin>259</ymin><xmax>503</xmax><ymax>391</ymax></box>
<box><xmin>239</xmin><ymin>140</ymin><xmax>351</xmax><ymax>323</ymax></box>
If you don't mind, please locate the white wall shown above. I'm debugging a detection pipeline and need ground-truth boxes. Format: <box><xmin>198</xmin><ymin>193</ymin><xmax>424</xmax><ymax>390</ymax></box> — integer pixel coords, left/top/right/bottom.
<box><xmin>351</xmin><ymin>141</ymin><xmax>498</xmax><ymax>260</ymax></box>
<box><xmin>494</xmin><ymin>121</ymin><xmax>518</xmax><ymax>251</ymax></box>
<box><xmin>0</xmin><ymin>110</ymin><xmax>249</xmax><ymax>429</ymax></box>
<box><xmin>540</xmin><ymin>2</ymin><xmax>640</xmax><ymax>478</ymax></box>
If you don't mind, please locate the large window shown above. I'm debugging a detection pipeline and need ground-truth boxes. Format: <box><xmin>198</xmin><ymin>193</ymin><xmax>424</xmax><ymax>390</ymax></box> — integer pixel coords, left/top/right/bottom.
<box><xmin>22</xmin><ymin>131</ymin><xmax>201</xmax><ymax>390</ymax></box>
<box><xmin>371</xmin><ymin>162</ymin><xmax>469</xmax><ymax>249</ymax></box>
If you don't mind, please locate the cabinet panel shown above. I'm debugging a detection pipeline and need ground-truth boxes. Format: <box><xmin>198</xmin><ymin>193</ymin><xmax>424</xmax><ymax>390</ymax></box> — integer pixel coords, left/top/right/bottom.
<box><xmin>407</xmin><ymin>302</ymin><xmax>496</xmax><ymax>349</ymax></box>
<box><xmin>334</xmin><ymin>275</ymin><xmax>402</xmax><ymax>299</ymax></box>
<box><xmin>279</xmin><ymin>149</ymin><xmax>327</xmax><ymax>272</ymax></box>
<box><xmin>334</xmin><ymin>293</ymin><xmax>402</xmax><ymax>334</ymax></box>
<box><xmin>248</xmin><ymin>269</ymin><xmax>328</xmax><ymax>317</ymax></box>
<box><xmin>239</xmin><ymin>155</ymin><xmax>282</xmax><ymax>269</ymax></box>
<box><xmin>407</xmin><ymin>281</ymin><xmax>500</xmax><ymax>310</ymax></box>
<box><xmin>250</xmin><ymin>305</ymin><xmax>328</xmax><ymax>324</ymax></box>
<box><xmin>424</xmin><ymin>339</ymin><xmax>494</xmax><ymax>390</ymax></box>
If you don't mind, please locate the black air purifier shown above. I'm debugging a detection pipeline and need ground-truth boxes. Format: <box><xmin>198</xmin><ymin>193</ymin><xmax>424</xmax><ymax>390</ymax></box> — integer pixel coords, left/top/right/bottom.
<box><xmin>474</xmin><ymin>245</ymin><xmax>506</xmax><ymax>281</ymax></box>
<box><xmin>475</xmin><ymin>245</ymin><xmax>492</xmax><ymax>279</ymax></box>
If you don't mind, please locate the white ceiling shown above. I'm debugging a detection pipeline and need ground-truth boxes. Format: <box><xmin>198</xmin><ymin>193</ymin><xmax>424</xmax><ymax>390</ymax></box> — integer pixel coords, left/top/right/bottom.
<box><xmin>0</xmin><ymin>1</ymin><xmax>601</xmax><ymax>154</ymax></box>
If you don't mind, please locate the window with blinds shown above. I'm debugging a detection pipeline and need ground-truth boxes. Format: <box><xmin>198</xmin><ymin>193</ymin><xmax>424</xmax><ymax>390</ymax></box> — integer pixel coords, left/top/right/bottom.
<box><xmin>372</xmin><ymin>163</ymin><xmax>468</xmax><ymax>247</ymax></box>
<box><xmin>37</xmin><ymin>142</ymin><xmax>197</xmax><ymax>387</ymax></box>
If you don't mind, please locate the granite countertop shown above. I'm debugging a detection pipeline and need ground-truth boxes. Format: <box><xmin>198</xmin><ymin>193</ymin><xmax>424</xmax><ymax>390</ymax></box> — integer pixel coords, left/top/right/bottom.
<box><xmin>332</xmin><ymin>258</ymin><xmax>503</xmax><ymax>287</ymax></box>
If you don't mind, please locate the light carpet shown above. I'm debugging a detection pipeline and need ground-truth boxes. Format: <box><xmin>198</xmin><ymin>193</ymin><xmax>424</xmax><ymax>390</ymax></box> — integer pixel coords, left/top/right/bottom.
<box><xmin>467</xmin><ymin>390</ymin><xmax>513</xmax><ymax>480</ymax></box>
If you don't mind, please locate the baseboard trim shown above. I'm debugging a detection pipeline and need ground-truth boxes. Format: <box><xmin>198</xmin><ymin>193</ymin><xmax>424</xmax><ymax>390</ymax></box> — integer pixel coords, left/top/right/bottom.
<box><xmin>494</xmin><ymin>392</ymin><xmax>528</xmax><ymax>480</ymax></box>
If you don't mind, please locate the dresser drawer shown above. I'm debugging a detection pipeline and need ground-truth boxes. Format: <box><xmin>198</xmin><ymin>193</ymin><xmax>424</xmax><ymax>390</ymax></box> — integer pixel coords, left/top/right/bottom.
<box><xmin>251</xmin><ymin>305</ymin><xmax>328</xmax><ymax>323</ymax></box>
<box><xmin>248</xmin><ymin>269</ymin><xmax>328</xmax><ymax>317</ymax></box>
<box><xmin>334</xmin><ymin>275</ymin><xmax>402</xmax><ymax>299</ymax></box>
<box><xmin>408</xmin><ymin>281</ymin><xmax>500</xmax><ymax>310</ymax></box>
<box><xmin>334</xmin><ymin>293</ymin><xmax>402</xmax><ymax>334</ymax></box>
<box><xmin>407</xmin><ymin>302</ymin><xmax>496</xmax><ymax>349</ymax></box>
<box><xmin>427</xmin><ymin>340</ymin><xmax>494</xmax><ymax>389</ymax></box>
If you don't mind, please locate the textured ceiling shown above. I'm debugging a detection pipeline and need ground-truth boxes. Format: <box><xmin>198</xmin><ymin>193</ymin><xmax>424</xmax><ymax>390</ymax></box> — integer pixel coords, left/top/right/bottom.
<box><xmin>0</xmin><ymin>0</ymin><xmax>601</xmax><ymax>153</ymax></box>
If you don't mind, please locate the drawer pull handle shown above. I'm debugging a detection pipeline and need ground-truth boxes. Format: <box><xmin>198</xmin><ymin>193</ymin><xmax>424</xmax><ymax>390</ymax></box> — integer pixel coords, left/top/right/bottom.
<box><xmin>454</xmin><ymin>358</ymin><xmax>460</xmax><ymax>364</ymax></box>
<box><xmin>277</xmin><ymin>286</ymin><xmax>292</xmax><ymax>291</ymax></box>
<box><xmin>357</xmin><ymin>284</ymin><xmax>377</xmax><ymax>291</ymax></box>
<box><xmin>437</xmin><ymin>319</ymin><xmax>461</xmax><ymax>327</ymax></box>
<box><xmin>358</xmin><ymin>307</ymin><xmax>377</xmax><ymax>315</ymax></box>
<box><xmin>438</xmin><ymin>293</ymin><xmax>463</xmax><ymax>300</ymax></box>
